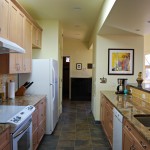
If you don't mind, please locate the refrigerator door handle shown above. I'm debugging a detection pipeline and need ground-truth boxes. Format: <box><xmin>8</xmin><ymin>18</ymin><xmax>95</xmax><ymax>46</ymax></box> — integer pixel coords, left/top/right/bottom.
<box><xmin>52</xmin><ymin>66</ymin><xmax>55</xmax><ymax>102</ymax></box>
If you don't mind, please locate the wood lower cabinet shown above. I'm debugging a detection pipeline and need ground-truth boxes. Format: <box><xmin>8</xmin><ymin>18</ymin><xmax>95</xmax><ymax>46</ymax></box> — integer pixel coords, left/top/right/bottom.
<box><xmin>32</xmin><ymin>97</ymin><xmax>46</xmax><ymax>150</ymax></box>
<box><xmin>0</xmin><ymin>127</ymin><xmax>10</xmax><ymax>150</ymax></box>
<box><xmin>123</xmin><ymin>119</ymin><xmax>150</xmax><ymax>150</ymax></box>
<box><xmin>100</xmin><ymin>94</ymin><xmax>113</xmax><ymax>146</ymax></box>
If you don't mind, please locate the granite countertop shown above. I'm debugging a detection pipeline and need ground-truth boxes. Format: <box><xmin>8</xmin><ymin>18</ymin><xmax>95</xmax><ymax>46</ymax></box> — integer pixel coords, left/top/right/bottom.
<box><xmin>0</xmin><ymin>94</ymin><xmax>46</xmax><ymax>134</ymax></box>
<box><xmin>128</xmin><ymin>83</ymin><xmax>150</xmax><ymax>93</ymax></box>
<box><xmin>101</xmin><ymin>91</ymin><xmax>150</xmax><ymax>143</ymax></box>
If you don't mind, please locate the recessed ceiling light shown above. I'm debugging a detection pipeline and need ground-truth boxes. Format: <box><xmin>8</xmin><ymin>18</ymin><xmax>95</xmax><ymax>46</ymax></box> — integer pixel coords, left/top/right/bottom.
<box><xmin>147</xmin><ymin>21</ymin><xmax>150</xmax><ymax>23</ymax></box>
<box><xmin>135</xmin><ymin>29</ymin><xmax>140</xmax><ymax>31</ymax></box>
<box><xmin>74</xmin><ymin>24</ymin><xmax>80</xmax><ymax>28</ymax></box>
<box><xmin>73</xmin><ymin>6</ymin><xmax>81</xmax><ymax>11</ymax></box>
<box><xmin>75</xmin><ymin>33</ymin><xmax>80</xmax><ymax>35</ymax></box>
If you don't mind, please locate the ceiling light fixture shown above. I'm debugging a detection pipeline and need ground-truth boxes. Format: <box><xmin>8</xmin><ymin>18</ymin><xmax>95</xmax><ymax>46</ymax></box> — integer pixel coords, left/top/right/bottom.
<box><xmin>75</xmin><ymin>33</ymin><xmax>80</xmax><ymax>35</ymax></box>
<box><xmin>135</xmin><ymin>29</ymin><xmax>140</xmax><ymax>31</ymax></box>
<box><xmin>147</xmin><ymin>21</ymin><xmax>150</xmax><ymax>23</ymax></box>
<box><xmin>74</xmin><ymin>24</ymin><xmax>80</xmax><ymax>28</ymax></box>
<box><xmin>73</xmin><ymin>6</ymin><xmax>81</xmax><ymax>11</ymax></box>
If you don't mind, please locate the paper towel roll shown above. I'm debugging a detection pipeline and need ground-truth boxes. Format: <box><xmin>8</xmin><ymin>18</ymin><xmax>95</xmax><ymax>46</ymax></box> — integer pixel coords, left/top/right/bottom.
<box><xmin>8</xmin><ymin>81</ymin><xmax>15</xmax><ymax>99</ymax></box>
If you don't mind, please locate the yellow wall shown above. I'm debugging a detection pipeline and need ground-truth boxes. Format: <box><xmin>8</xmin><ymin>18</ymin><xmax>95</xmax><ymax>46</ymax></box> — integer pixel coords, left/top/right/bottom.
<box><xmin>93</xmin><ymin>35</ymin><xmax>144</xmax><ymax>120</ymax></box>
<box><xmin>32</xmin><ymin>20</ymin><xmax>59</xmax><ymax>60</ymax></box>
<box><xmin>63</xmin><ymin>38</ymin><xmax>93</xmax><ymax>78</ymax></box>
<box><xmin>144</xmin><ymin>34</ymin><xmax>150</xmax><ymax>54</ymax></box>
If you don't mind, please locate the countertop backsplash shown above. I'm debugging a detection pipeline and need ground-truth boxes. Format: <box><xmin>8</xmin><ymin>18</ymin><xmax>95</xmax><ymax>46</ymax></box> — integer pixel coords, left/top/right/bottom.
<box><xmin>0</xmin><ymin>74</ymin><xmax>15</xmax><ymax>93</ymax></box>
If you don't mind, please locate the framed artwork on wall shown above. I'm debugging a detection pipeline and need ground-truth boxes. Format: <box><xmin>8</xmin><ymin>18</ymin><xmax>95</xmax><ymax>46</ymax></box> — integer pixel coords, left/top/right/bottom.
<box><xmin>108</xmin><ymin>48</ymin><xmax>134</xmax><ymax>75</ymax></box>
<box><xmin>76</xmin><ymin>63</ymin><xmax>82</xmax><ymax>70</ymax></box>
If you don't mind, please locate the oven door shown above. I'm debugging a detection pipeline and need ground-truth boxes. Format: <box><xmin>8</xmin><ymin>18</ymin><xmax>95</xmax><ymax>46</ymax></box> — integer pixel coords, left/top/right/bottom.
<box><xmin>12</xmin><ymin>117</ymin><xmax>32</xmax><ymax>150</ymax></box>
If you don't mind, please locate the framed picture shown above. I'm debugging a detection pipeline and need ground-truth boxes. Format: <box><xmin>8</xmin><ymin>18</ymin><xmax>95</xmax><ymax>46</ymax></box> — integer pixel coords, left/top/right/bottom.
<box><xmin>108</xmin><ymin>49</ymin><xmax>134</xmax><ymax>75</ymax></box>
<box><xmin>76</xmin><ymin>63</ymin><xmax>82</xmax><ymax>70</ymax></box>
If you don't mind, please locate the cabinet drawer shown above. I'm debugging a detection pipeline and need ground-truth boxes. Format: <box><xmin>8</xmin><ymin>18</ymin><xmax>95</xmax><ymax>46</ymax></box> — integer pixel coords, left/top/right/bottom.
<box><xmin>124</xmin><ymin>120</ymin><xmax>150</xmax><ymax>150</ymax></box>
<box><xmin>0</xmin><ymin>128</ymin><xmax>10</xmax><ymax>150</ymax></box>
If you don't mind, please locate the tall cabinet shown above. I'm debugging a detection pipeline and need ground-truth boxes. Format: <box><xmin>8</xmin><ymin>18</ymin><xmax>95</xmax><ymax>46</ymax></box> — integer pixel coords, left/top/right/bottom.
<box><xmin>0</xmin><ymin>0</ymin><xmax>9</xmax><ymax>39</ymax></box>
<box><xmin>23</xmin><ymin>18</ymin><xmax>32</xmax><ymax>73</ymax></box>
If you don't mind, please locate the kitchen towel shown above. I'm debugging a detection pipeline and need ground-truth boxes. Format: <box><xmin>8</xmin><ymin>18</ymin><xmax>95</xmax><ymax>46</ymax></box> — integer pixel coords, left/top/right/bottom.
<box><xmin>8</xmin><ymin>81</ymin><xmax>15</xmax><ymax>99</ymax></box>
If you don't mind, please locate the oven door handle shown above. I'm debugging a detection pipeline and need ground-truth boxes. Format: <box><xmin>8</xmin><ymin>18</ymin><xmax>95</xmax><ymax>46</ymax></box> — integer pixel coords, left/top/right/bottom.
<box><xmin>13</xmin><ymin>119</ymin><xmax>32</xmax><ymax>138</ymax></box>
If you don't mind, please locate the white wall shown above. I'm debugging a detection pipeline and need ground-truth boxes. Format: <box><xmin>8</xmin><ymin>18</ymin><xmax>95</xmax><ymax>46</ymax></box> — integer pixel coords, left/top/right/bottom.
<box><xmin>63</xmin><ymin>38</ymin><xmax>93</xmax><ymax>78</ymax></box>
<box><xmin>92</xmin><ymin>35</ymin><xmax>144</xmax><ymax>121</ymax></box>
<box><xmin>32</xmin><ymin>20</ymin><xmax>59</xmax><ymax>60</ymax></box>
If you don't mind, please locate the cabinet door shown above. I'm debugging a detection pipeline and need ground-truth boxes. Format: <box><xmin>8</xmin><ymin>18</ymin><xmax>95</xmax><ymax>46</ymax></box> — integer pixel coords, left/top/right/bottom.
<box><xmin>0</xmin><ymin>128</ymin><xmax>10</xmax><ymax>150</ymax></box>
<box><xmin>123</xmin><ymin>128</ymin><xmax>134</xmax><ymax>150</ymax></box>
<box><xmin>37</xmin><ymin>28</ymin><xmax>42</xmax><ymax>48</ymax></box>
<box><xmin>32</xmin><ymin>129</ymin><xmax>38</xmax><ymax>150</ymax></box>
<box><xmin>23</xmin><ymin>18</ymin><xmax>32</xmax><ymax>73</ymax></box>
<box><xmin>9</xmin><ymin>1</ymin><xmax>18</xmax><ymax>43</ymax></box>
<box><xmin>0</xmin><ymin>0</ymin><xmax>10</xmax><ymax>39</ymax></box>
<box><xmin>17</xmin><ymin>10</ymin><xmax>24</xmax><ymax>48</ymax></box>
<box><xmin>38</xmin><ymin>120</ymin><xmax>46</xmax><ymax>143</ymax></box>
<box><xmin>32</xmin><ymin>25</ymin><xmax>36</xmax><ymax>46</ymax></box>
<box><xmin>32</xmin><ymin>105</ymin><xmax>38</xmax><ymax>133</ymax></box>
<box><xmin>9</xmin><ymin>53</ymin><xmax>17</xmax><ymax>73</ymax></box>
<box><xmin>32</xmin><ymin>25</ymin><xmax>42</xmax><ymax>48</ymax></box>
<box><xmin>38</xmin><ymin>98</ymin><xmax>46</xmax><ymax>124</ymax></box>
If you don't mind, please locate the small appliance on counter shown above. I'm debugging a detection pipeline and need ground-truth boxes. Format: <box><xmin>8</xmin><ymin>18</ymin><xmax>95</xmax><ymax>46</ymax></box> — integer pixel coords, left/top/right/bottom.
<box><xmin>116</xmin><ymin>78</ymin><xmax>128</xmax><ymax>94</ymax></box>
<box><xmin>15</xmin><ymin>81</ymin><xmax>33</xmax><ymax>96</ymax></box>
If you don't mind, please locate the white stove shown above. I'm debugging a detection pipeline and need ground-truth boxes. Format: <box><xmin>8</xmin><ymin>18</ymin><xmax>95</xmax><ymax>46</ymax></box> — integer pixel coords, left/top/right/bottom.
<box><xmin>0</xmin><ymin>105</ymin><xmax>35</xmax><ymax>132</ymax></box>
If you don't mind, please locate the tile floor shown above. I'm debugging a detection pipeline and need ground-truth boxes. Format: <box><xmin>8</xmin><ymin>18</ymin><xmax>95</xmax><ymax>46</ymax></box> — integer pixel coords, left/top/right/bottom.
<box><xmin>38</xmin><ymin>99</ymin><xmax>112</xmax><ymax>150</ymax></box>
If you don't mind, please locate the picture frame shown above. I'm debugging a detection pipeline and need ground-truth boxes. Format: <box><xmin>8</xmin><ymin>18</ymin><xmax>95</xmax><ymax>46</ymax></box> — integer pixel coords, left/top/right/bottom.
<box><xmin>108</xmin><ymin>49</ymin><xmax>134</xmax><ymax>75</ymax></box>
<box><xmin>76</xmin><ymin>63</ymin><xmax>82</xmax><ymax>70</ymax></box>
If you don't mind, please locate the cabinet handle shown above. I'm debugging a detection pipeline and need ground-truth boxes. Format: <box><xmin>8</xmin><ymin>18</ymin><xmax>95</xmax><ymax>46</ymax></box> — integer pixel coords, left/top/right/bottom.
<box><xmin>130</xmin><ymin>145</ymin><xmax>135</xmax><ymax>150</ymax></box>
<box><xmin>126</xmin><ymin>125</ymin><xmax>131</xmax><ymax>131</ymax></box>
<box><xmin>140</xmin><ymin>141</ymin><xmax>147</xmax><ymax>149</ymax></box>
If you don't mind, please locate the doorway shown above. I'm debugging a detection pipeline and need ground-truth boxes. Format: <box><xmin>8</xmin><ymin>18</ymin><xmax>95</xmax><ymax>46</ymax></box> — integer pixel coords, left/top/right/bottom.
<box><xmin>63</xmin><ymin>56</ymin><xmax>70</xmax><ymax>99</ymax></box>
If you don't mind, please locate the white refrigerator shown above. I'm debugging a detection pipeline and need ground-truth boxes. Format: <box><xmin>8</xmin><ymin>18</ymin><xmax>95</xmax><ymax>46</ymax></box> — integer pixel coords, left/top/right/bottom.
<box><xmin>19</xmin><ymin>59</ymin><xmax>59</xmax><ymax>134</ymax></box>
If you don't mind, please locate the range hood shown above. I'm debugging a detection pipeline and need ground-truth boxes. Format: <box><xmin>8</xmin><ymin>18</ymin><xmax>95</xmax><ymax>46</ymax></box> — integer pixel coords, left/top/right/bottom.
<box><xmin>0</xmin><ymin>37</ymin><xmax>25</xmax><ymax>54</ymax></box>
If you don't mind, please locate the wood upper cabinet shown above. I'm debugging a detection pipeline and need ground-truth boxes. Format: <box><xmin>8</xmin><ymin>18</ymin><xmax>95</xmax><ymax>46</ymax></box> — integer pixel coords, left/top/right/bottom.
<box><xmin>9</xmin><ymin>1</ymin><xmax>18</xmax><ymax>43</ymax></box>
<box><xmin>100</xmin><ymin>94</ymin><xmax>113</xmax><ymax>146</ymax></box>
<box><xmin>0</xmin><ymin>0</ymin><xmax>43</xmax><ymax>74</ymax></box>
<box><xmin>123</xmin><ymin>119</ymin><xmax>150</xmax><ymax>150</ymax></box>
<box><xmin>32</xmin><ymin>24</ymin><xmax>42</xmax><ymax>49</ymax></box>
<box><xmin>0</xmin><ymin>0</ymin><xmax>10</xmax><ymax>39</ymax></box>
<box><xmin>23</xmin><ymin>18</ymin><xmax>32</xmax><ymax>73</ymax></box>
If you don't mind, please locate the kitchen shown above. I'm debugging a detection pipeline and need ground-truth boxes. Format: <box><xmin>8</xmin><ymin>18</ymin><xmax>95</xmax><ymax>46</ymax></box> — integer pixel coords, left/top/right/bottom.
<box><xmin>0</xmin><ymin>0</ymin><xmax>150</xmax><ymax>149</ymax></box>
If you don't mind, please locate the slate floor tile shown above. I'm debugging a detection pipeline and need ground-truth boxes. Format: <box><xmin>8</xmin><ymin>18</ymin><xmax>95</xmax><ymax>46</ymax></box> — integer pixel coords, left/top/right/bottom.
<box><xmin>38</xmin><ymin>100</ymin><xmax>112</xmax><ymax>150</ymax></box>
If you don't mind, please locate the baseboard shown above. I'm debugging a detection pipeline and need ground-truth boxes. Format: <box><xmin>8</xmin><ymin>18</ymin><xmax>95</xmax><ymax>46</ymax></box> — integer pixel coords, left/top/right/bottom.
<box><xmin>94</xmin><ymin>120</ymin><xmax>101</xmax><ymax>124</ymax></box>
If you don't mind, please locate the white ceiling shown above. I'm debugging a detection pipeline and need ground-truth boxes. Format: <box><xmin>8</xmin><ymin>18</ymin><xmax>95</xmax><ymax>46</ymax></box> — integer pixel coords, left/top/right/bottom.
<box><xmin>17</xmin><ymin>0</ymin><xmax>104</xmax><ymax>42</ymax></box>
<box><xmin>17</xmin><ymin>0</ymin><xmax>150</xmax><ymax>42</ymax></box>
<box><xmin>100</xmin><ymin>0</ymin><xmax>150</xmax><ymax>36</ymax></box>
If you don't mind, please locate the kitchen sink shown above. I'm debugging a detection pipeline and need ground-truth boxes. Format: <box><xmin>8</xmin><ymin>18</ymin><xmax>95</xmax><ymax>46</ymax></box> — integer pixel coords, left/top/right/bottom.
<box><xmin>134</xmin><ymin>114</ymin><xmax>150</xmax><ymax>127</ymax></box>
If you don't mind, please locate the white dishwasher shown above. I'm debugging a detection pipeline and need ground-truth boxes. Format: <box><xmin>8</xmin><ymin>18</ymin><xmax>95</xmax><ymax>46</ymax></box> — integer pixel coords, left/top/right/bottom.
<box><xmin>113</xmin><ymin>108</ymin><xmax>123</xmax><ymax>150</ymax></box>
